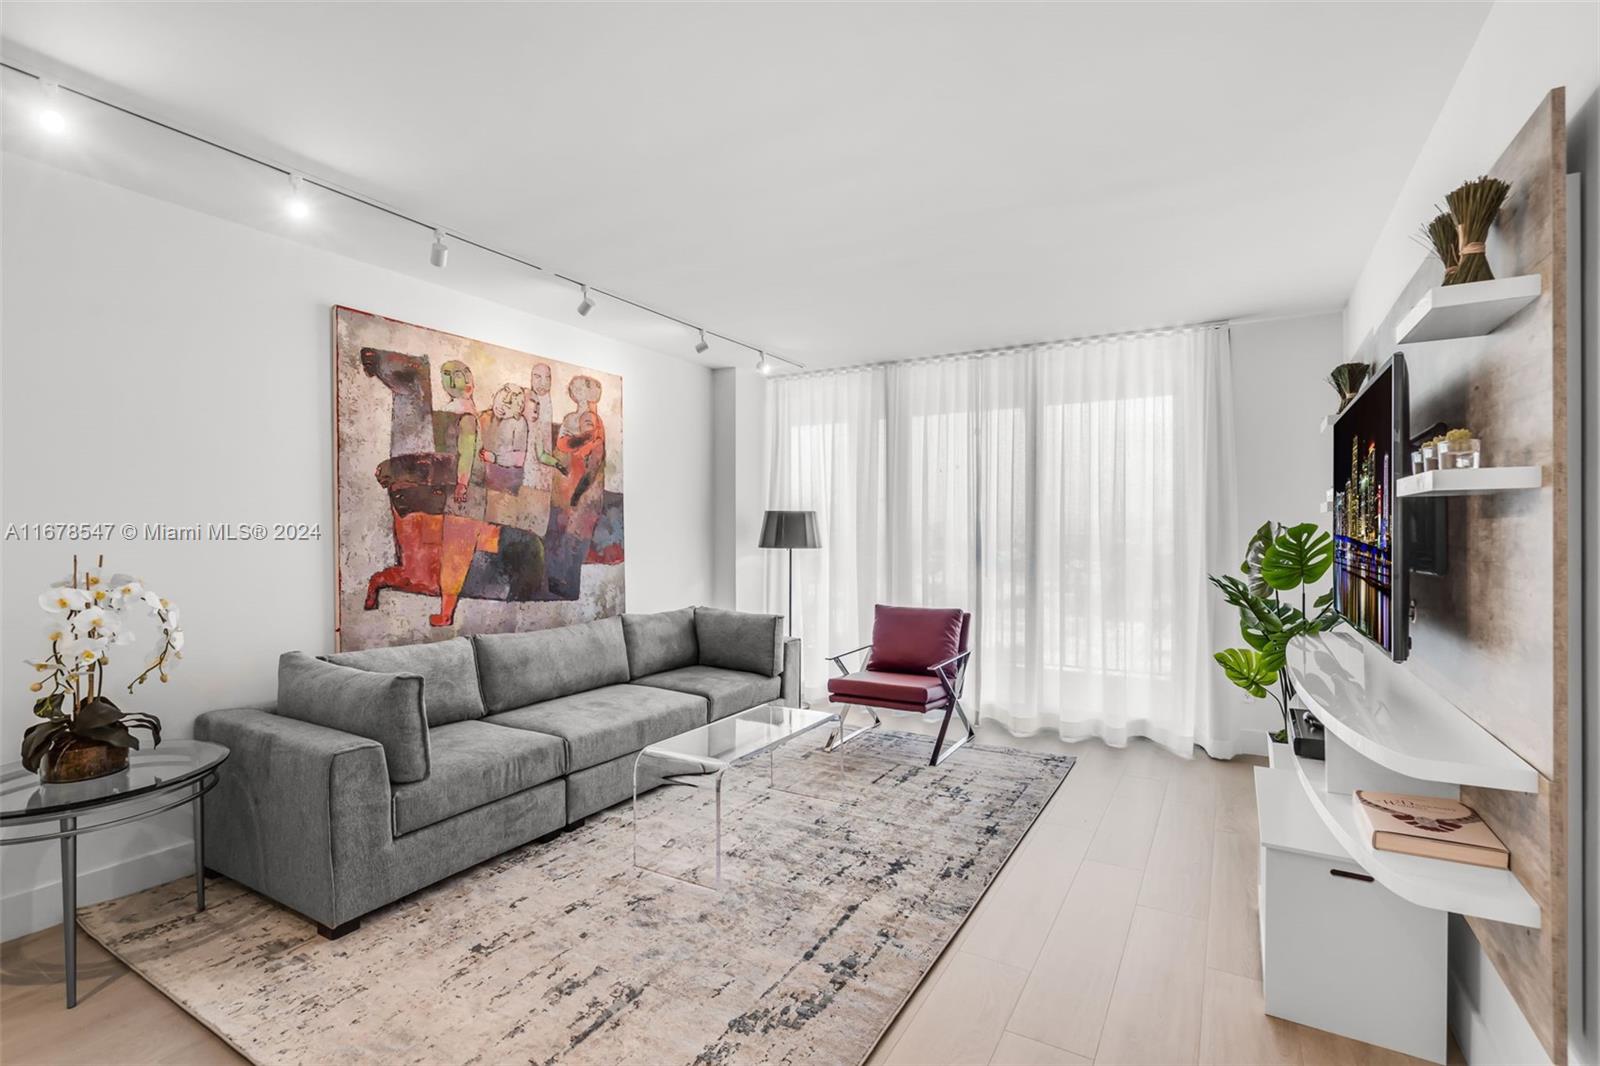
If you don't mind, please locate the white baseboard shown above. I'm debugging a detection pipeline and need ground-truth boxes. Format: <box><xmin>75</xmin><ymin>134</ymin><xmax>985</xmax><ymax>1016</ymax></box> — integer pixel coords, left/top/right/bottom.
<box><xmin>1</xmin><ymin>839</ymin><xmax>196</xmax><ymax>943</ymax></box>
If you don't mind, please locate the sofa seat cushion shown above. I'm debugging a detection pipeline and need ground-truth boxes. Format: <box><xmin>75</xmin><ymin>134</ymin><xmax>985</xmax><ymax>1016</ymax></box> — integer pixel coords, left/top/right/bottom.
<box><xmin>634</xmin><ymin>666</ymin><xmax>781</xmax><ymax>722</ymax></box>
<box><xmin>324</xmin><ymin>636</ymin><xmax>485</xmax><ymax>726</ymax></box>
<box><xmin>390</xmin><ymin>720</ymin><xmax>566</xmax><ymax>836</ymax></box>
<box><xmin>484</xmin><ymin>684</ymin><xmax>707</xmax><ymax>772</ymax></box>
<box><xmin>827</xmin><ymin>670</ymin><xmax>949</xmax><ymax>707</ymax></box>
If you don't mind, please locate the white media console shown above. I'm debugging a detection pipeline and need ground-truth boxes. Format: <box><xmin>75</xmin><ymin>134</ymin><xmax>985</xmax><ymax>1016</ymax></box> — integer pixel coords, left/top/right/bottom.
<box><xmin>1254</xmin><ymin>629</ymin><xmax>1542</xmax><ymax>1063</ymax></box>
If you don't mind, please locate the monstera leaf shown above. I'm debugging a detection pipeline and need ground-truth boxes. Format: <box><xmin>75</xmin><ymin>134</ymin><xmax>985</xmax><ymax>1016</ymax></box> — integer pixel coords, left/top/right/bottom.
<box><xmin>1260</xmin><ymin>522</ymin><xmax>1334</xmax><ymax>591</ymax></box>
<box><xmin>1214</xmin><ymin>648</ymin><xmax>1276</xmax><ymax>699</ymax></box>
<box><xmin>1240</xmin><ymin>521</ymin><xmax>1277</xmax><ymax>597</ymax></box>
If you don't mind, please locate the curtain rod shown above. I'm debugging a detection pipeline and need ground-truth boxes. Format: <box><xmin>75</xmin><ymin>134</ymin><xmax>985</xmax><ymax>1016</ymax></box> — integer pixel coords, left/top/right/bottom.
<box><xmin>778</xmin><ymin>320</ymin><xmax>1229</xmax><ymax>380</ymax></box>
<box><xmin>0</xmin><ymin>60</ymin><xmax>806</xmax><ymax>372</ymax></box>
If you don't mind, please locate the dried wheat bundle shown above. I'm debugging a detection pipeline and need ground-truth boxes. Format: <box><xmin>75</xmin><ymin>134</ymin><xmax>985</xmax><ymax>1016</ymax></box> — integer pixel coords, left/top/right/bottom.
<box><xmin>1415</xmin><ymin>210</ymin><xmax>1459</xmax><ymax>283</ymax></box>
<box><xmin>1445</xmin><ymin>176</ymin><xmax>1511</xmax><ymax>285</ymax></box>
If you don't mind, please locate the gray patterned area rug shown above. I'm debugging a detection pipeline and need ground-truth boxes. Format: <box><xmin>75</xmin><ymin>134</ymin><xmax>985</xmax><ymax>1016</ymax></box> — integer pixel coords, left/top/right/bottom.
<box><xmin>79</xmin><ymin>730</ymin><xmax>1073</xmax><ymax>1066</ymax></box>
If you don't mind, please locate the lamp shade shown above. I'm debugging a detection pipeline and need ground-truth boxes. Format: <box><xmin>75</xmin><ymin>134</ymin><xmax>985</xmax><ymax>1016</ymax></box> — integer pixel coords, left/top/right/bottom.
<box><xmin>758</xmin><ymin>510</ymin><xmax>821</xmax><ymax>550</ymax></box>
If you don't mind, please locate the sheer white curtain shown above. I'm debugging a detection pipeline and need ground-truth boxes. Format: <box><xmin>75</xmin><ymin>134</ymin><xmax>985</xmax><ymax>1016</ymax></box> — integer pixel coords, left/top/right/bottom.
<box><xmin>765</xmin><ymin>325</ymin><xmax>1245</xmax><ymax>756</ymax></box>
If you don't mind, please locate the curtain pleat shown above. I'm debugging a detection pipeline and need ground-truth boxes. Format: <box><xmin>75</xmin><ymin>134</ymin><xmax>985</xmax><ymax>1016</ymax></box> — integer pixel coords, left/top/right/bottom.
<box><xmin>764</xmin><ymin>326</ymin><xmax>1242</xmax><ymax>757</ymax></box>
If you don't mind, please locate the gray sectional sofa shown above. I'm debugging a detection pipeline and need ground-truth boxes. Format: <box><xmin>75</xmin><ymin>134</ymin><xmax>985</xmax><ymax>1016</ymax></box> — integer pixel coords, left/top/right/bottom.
<box><xmin>194</xmin><ymin>607</ymin><xmax>797</xmax><ymax>936</ymax></box>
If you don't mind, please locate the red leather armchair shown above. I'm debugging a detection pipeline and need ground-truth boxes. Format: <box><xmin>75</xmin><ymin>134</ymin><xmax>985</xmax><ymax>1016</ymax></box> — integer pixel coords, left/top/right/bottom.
<box><xmin>825</xmin><ymin>605</ymin><xmax>976</xmax><ymax>766</ymax></box>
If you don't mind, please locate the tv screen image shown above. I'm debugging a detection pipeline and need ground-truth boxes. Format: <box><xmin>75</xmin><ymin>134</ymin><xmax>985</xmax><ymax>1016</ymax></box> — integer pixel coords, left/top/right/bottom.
<box><xmin>1331</xmin><ymin>355</ymin><xmax>1407</xmax><ymax>660</ymax></box>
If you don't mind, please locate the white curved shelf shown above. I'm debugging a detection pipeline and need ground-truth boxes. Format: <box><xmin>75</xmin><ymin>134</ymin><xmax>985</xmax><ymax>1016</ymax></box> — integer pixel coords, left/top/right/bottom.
<box><xmin>1291</xmin><ymin>753</ymin><xmax>1540</xmax><ymax>928</ymax></box>
<box><xmin>1285</xmin><ymin>631</ymin><xmax>1539</xmax><ymax>793</ymax></box>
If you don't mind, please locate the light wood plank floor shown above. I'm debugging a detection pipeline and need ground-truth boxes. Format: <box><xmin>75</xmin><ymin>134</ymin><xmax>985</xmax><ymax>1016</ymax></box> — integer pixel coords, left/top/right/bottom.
<box><xmin>1</xmin><ymin>720</ymin><xmax>1460</xmax><ymax>1066</ymax></box>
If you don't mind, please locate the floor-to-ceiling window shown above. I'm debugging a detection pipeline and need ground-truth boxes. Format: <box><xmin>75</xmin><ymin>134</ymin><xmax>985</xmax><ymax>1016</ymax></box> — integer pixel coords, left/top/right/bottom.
<box><xmin>766</xmin><ymin>324</ymin><xmax>1246</xmax><ymax>756</ymax></box>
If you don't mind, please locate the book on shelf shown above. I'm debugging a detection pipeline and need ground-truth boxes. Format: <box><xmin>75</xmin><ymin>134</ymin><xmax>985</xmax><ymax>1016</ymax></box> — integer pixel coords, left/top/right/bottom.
<box><xmin>1351</xmin><ymin>790</ymin><xmax>1509</xmax><ymax>869</ymax></box>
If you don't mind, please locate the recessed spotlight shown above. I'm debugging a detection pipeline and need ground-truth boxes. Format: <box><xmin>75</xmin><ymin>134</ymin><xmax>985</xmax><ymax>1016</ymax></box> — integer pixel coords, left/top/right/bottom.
<box><xmin>286</xmin><ymin>175</ymin><xmax>310</xmax><ymax>220</ymax></box>
<box><xmin>430</xmin><ymin>228</ymin><xmax>449</xmax><ymax>268</ymax></box>
<box><xmin>577</xmin><ymin>285</ymin><xmax>594</xmax><ymax>317</ymax></box>
<box><xmin>37</xmin><ymin>81</ymin><xmax>66</xmax><ymax>135</ymax></box>
<box><xmin>694</xmin><ymin>329</ymin><xmax>710</xmax><ymax>355</ymax></box>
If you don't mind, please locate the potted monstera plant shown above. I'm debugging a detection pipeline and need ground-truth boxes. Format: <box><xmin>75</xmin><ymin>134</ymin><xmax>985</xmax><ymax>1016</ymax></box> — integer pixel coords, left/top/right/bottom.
<box><xmin>1209</xmin><ymin>522</ymin><xmax>1339</xmax><ymax>751</ymax></box>
<box><xmin>21</xmin><ymin>556</ymin><xmax>182</xmax><ymax>783</ymax></box>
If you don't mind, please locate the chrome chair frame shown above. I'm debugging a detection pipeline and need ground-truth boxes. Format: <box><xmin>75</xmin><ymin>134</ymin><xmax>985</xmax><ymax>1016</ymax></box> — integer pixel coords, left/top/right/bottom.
<box><xmin>824</xmin><ymin>643</ymin><xmax>976</xmax><ymax>766</ymax></box>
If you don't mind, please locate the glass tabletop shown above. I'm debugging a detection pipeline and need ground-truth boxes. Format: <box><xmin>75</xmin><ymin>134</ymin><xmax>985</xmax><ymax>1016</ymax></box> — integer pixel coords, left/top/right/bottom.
<box><xmin>0</xmin><ymin>739</ymin><xmax>229</xmax><ymax>821</ymax></box>
<box><xmin>640</xmin><ymin>704</ymin><xmax>838</xmax><ymax>770</ymax></box>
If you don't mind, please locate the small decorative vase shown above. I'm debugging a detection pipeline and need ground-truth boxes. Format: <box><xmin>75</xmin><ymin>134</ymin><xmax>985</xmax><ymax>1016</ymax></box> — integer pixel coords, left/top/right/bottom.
<box><xmin>39</xmin><ymin>737</ymin><xmax>130</xmax><ymax>784</ymax></box>
<box><xmin>1438</xmin><ymin>439</ymin><xmax>1481</xmax><ymax>469</ymax></box>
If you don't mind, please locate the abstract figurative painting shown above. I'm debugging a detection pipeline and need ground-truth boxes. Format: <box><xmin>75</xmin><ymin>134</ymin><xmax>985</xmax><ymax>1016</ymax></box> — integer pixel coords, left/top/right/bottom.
<box><xmin>334</xmin><ymin>307</ymin><xmax>623</xmax><ymax>651</ymax></box>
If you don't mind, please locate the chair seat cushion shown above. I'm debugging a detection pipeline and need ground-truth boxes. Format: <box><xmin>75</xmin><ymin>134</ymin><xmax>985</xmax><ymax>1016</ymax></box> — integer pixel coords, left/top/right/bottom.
<box><xmin>484</xmin><ymin>684</ymin><xmax>708</xmax><ymax>772</ymax></box>
<box><xmin>634</xmin><ymin>665</ymin><xmax>782</xmax><ymax>721</ymax></box>
<box><xmin>827</xmin><ymin>670</ymin><xmax>949</xmax><ymax>706</ymax></box>
<box><xmin>390</xmin><ymin>721</ymin><xmax>566</xmax><ymax>836</ymax></box>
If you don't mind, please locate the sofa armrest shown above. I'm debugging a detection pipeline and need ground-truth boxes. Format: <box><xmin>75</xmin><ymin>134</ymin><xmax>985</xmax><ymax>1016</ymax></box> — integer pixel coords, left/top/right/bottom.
<box><xmin>780</xmin><ymin>638</ymin><xmax>802</xmax><ymax>705</ymax></box>
<box><xmin>194</xmin><ymin>706</ymin><xmax>392</xmax><ymax>928</ymax></box>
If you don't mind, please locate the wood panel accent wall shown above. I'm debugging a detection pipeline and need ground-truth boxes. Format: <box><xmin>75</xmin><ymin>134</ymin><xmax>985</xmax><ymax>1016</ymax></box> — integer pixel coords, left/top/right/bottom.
<box><xmin>1348</xmin><ymin>89</ymin><xmax>1569</xmax><ymax>1062</ymax></box>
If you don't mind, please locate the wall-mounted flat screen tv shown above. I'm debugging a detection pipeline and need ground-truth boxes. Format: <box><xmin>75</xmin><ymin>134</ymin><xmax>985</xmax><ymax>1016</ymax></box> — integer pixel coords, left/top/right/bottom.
<box><xmin>1332</xmin><ymin>354</ymin><xmax>1408</xmax><ymax>661</ymax></box>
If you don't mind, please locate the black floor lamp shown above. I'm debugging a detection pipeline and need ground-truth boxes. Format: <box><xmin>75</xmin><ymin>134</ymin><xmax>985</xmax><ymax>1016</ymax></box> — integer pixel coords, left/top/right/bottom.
<box><xmin>759</xmin><ymin>510</ymin><xmax>821</xmax><ymax>703</ymax></box>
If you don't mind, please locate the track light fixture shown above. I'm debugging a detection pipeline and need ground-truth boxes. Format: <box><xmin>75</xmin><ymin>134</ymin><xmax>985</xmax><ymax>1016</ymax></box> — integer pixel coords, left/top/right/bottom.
<box><xmin>285</xmin><ymin>174</ymin><xmax>310</xmax><ymax>220</ymax></box>
<box><xmin>7</xmin><ymin>65</ymin><xmax>807</xmax><ymax>374</ymax></box>
<box><xmin>37</xmin><ymin>80</ymin><xmax>65</xmax><ymax>135</ymax></box>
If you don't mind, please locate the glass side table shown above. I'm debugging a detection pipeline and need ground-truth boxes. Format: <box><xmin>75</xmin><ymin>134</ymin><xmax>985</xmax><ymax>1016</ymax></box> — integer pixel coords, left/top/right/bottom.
<box><xmin>0</xmin><ymin>739</ymin><xmax>229</xmax><ymax>1007</ymax></box>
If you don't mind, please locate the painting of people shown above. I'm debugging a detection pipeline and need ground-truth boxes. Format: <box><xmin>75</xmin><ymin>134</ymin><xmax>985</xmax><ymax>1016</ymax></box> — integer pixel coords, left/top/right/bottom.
<box><xmin>334</xmin><ymin>306</ymin><xmax>624</xmax><ymax>650</ymax></box>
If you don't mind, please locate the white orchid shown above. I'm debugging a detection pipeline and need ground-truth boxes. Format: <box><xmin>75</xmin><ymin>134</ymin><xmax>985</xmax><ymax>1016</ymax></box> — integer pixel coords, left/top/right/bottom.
<box><xmin>74</xmin><ymin>605</ymin><xmax>114</xmax><ymax>636</ymax></box>
<box><xmin>58</xmin><ymin>637</ymin><xmax>107</xmax><ymax>672</ymax></box>
<box><xmin>109</xmin><ymin>576</ymin><xmax>144</xmax><ymax>603</ymax></box>
<box><xmin>42</xmin><ymin>619</ymin><xmax>69</xmax><ymax>644</ymax></box>
<box><xmin>39</xmin><ymin>587</ymin><xmax>90</xmax><ymax>613</ymax></box>
<box><xmin>167</xmin><ymin>629</ymin><xmax>186</xmax><ymax>653</ymax></box>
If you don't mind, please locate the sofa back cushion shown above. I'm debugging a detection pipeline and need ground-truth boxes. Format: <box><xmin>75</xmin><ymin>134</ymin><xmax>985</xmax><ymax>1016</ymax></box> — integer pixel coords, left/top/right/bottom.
<box><xmin>695</xmin><ymin>607</ymin><xmax>784</xmax><ymax>677</ymax></box>
<box><xmin>864</xmin><ymin>605</ymin><xmax>967</xmax><ymax>675</ymax></box>
<box><xmin>621</xmin><ymin>608</ymin><xmax>699</xmax><ymax>678</ymax></box>
<box><xmin>277</xmin><ymin>651</ymin><xmax>430</xmax><ymax>783</ymax></box>
<box><xmin>474</xmin><ymin>616</ymin><xmax>631</xmax><ymax>713</ymax></box>
<box><xmin>324</xmin><ymin>637</ymin><xmax>485</xmax><ymax>727</ymax></box>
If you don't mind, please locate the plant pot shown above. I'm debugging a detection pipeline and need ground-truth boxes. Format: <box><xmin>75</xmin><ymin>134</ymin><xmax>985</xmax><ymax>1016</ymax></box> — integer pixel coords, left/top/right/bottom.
<box><xmin>38</xmin><ymin>736</ymin><xmax>129</xmax><ymax>784</ymax></box>
<box><xmin>1267</xmin><ymin>739</ymin><xmax>1293</xmax><ymax>771</ymax></box>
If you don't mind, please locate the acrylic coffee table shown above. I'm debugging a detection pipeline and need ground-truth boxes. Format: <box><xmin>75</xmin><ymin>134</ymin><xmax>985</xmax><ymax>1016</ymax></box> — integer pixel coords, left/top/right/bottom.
<box><xmin>0</xmin><ymin>739</ymin><xmax>228</xmax><ymax>1007</ymax></box>
<box><xmin>632</xmin><ymin>703</ymin><xmax>841</xmax><ymax>889</ymax></box>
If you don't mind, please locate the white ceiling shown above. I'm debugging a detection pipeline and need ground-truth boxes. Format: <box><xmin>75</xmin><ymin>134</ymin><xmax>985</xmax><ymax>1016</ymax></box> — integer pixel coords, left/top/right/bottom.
<box><xmin>2</xmin><ymin>2</ymin><xmax>1489</xmax><ymax>369</ymax></box>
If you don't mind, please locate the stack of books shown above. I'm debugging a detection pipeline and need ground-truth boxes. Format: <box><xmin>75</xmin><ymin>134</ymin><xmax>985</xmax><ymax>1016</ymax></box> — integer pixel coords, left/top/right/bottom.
<box><xmin>1352</xmin><ymin>790</ymin><xmax>1510</xmax><ymax>869</ymax></box>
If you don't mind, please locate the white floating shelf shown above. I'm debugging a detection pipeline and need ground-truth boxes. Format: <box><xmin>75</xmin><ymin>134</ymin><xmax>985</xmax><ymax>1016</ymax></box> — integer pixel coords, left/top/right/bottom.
<box><xmin>1395</xmin><ymin>466</ymin><xmax>1542</xmax><ymax>498</ymax></box>
<box><xmin>1393</xmin><ymin>274</ymin><xmax>1541</xmax><ymax>345</ymax></box>
<box><xmin>1291</xmin><ymin>752</ymin><xmax>1540</xmax><ymax>928</ymax></box>
<box><xmin>1285</xmin><ymin>631</ymin><xmax>1539</xmax><ymax>792</ymax></box>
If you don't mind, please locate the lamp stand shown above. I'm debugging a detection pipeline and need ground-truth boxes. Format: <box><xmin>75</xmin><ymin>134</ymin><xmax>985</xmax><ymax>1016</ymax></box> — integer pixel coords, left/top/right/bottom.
<box><xmin>784</xmin><ymin>547</ymin><xmax>806</xmax><ymax>709</ymax></box>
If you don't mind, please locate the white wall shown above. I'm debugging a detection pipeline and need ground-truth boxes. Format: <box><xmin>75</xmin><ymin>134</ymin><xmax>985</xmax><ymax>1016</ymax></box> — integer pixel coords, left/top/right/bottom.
<box><xmin>0</xmin><ymin>153</ymin><xmax>717</xmax><ymax>938</ymax></box>
<box><xmin>1225</xmin><ymin>311</ymin><xmax>1345</xmax><ymax>748</ymax></box>
<box><xmin>1344</xmin><ymin>1</ymin><xmax>1598</xmax><ymax>357</ymax></box>
<box><xmin>709</xmin><ymin>367</ymin><xmax>769</xmax><ymax>613</ymax></box>
<box><xmin>1340</xmin><ymin>4</ymin><xmax>1599</xmax><ymax>1061</ymax></box>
